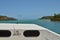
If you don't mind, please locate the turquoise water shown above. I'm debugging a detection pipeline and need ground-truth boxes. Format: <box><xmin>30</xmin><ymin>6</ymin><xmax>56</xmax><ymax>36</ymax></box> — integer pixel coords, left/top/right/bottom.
<box><xmin>0</xmin><ymin>20</ymin><xmax>60</xmax><ymax>34</ymax></box>
<box><xmin>35</xmin><ymin>20</ymin><xmax>60</xmax><ymax>34</ymax></box>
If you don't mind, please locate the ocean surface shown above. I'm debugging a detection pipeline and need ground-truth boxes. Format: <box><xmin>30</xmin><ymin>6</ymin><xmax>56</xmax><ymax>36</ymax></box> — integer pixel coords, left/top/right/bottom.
<box><xmin>0</xmin><ymin>19</ymin><xmax>60</xmax><ymax>34</ymax></box>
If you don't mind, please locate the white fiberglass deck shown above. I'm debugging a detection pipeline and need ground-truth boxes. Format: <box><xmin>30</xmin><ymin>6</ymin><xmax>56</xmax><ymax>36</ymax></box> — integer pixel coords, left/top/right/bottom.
<box><xmin>0</xmin><ymin>23</ymin><xmax>59</xmax><ymax>40</ymax></box>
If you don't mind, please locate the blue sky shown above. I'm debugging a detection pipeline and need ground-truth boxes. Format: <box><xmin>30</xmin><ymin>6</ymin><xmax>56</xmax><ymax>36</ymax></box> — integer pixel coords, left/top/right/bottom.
<box><xmin>0</xmin><ymin>0</ymin><xmax>60</xmax><ymax>19</ymax></box>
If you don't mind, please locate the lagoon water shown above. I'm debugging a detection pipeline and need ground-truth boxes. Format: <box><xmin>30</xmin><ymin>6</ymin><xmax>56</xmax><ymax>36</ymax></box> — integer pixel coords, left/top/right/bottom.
<box><xmin>0</xmin><ymin>20</ymin><xmax>60</xmax><ymax>34</ymax></box>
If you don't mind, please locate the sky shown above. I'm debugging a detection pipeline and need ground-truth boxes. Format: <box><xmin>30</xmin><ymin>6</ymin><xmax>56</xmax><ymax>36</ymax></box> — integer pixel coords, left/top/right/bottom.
<box><xmin>0</xmin><ymin>0</ymin><xmax>60</xmax><ymax>19</ymax></box>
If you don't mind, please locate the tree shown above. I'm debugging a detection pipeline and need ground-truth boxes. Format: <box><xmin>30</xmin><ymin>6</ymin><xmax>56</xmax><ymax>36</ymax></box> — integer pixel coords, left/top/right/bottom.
<box><xmin>54</xmin><ymin>13</ymin><xmax>56</xmax><ymax>18</ymax></box>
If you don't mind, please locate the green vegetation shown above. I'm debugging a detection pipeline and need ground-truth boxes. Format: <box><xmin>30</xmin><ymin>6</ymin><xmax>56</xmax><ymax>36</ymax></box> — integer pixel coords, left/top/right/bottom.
<box><xmin>0</xmin><ymin>16</ymin><xmax>16</xmax><ymax>20</ymax></box>
<box><xmin>39</xmin><ymin>13</ymin><xmax>60</xmax><ymax>21</ymax></box>
<box><xmin>40</xmin><ymin>16</ymin><xmax>54</xmax><ymax>19</ymax></box>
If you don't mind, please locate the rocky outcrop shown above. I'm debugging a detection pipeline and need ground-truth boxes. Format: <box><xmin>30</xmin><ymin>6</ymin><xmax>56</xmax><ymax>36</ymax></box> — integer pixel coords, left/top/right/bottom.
<box><xmin>39</xmin><ymin>14</ymin><xmax>60</xmax><ymax>21</ymax></box>
<box><xmin>0</xmin><ymin>16</ymin><xmax>16</xmax><ymax>20</ymax></box>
